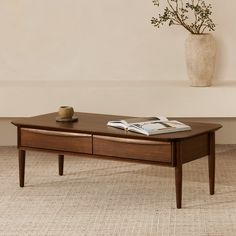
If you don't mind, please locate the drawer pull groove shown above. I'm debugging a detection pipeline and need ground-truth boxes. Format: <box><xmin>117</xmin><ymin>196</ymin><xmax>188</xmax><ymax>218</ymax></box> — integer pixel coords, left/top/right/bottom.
<box><xmin>22</xmin><ymin>128</ymin><xmax>90</xmax><ymax>138</ymax></box>
<box><xmin>93</xmin><ymin>135</ymin><xmax>168</xmax><ymax>145</ymax></box>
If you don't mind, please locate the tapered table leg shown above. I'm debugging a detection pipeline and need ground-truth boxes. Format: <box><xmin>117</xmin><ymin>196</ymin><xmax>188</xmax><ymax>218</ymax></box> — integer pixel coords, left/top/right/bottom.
<box><xmin>175</xmin><ymin>142</ymin><xmax>182</xmax><ymax>209</ymax></box>
<box><xmin>58</xmin><ymin>154</ymin><xmax>64</xmax><ymax>176</ymax></box>
<box><xmin>208</xmin><ymin>132</ymin><xmax>215</xmax><ymax>195</ymax></box>
<box><xmin>19</xmin><ymin>150</ymin><xmax>25</xmax><ymax>187</ymax></box>
<box><xmin>175</xmin><ymin>165</ymin><xmax>182</xmax><ymax>209</ymax></box>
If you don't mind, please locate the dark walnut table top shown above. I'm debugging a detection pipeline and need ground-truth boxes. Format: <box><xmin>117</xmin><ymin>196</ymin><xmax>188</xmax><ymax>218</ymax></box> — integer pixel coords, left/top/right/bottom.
<box><xmin>12</xmin><ymin>112</ymin><xmax>222</xmax><ymax>142</ymax></box>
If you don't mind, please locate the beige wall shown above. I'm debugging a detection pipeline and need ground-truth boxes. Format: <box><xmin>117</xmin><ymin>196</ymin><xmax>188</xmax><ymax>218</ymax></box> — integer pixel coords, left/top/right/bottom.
<box><xmin>0</xmin><ymin>0</ymin><xmax>235</xmax><ymax>82</ymax></box>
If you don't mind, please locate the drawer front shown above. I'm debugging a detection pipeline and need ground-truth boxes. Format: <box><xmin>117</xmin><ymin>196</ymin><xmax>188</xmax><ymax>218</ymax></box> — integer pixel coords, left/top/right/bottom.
<box><xmin>21</xmin><ymin>128</ymin><xmax>92</xmax><ymax>154</ymax></box>
<box><xmin>93</xmin><ymin>135</ymin><xmax>172</xmax><ymax>163</ymax></box>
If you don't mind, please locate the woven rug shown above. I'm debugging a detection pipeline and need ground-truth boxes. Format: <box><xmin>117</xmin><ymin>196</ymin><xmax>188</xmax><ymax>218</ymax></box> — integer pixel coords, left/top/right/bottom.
<box><xmin>0</xmin><ymin>146</ymin><xmax>236</xmax><ymax>236</ymax></box>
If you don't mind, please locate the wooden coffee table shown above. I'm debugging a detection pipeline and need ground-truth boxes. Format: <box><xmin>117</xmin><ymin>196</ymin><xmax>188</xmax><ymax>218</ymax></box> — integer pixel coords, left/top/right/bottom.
<box><xmin>12</xmin><ymin>112</ymin><xmax>222</xmax><ymax>208</ymax></box>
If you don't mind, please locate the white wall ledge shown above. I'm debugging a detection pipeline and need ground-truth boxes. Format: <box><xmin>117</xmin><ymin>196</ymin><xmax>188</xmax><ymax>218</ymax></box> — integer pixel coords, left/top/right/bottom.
<box><xmin>1</xmin><ymin>80</ymin><xmax>235</xmax><ymax>117</ymax></box>
<box><xmin>1</xmin><ymin>79</ymin><xmax>236</xmax><ymax>88</ymax></box>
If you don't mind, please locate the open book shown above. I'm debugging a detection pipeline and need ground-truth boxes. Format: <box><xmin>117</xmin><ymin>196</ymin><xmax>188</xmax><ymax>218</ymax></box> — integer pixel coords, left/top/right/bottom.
<box><xmin>107</xmin><ymin>116</ymin><xmax>191</xmax><ymax>136</ymax></box>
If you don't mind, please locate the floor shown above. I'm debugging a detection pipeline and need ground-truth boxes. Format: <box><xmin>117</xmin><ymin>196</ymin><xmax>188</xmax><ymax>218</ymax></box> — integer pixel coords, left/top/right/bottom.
<box><xmin>0</xmin><ymin>145</ymin><xmax>236</xmax><ymax>236</ymax></box>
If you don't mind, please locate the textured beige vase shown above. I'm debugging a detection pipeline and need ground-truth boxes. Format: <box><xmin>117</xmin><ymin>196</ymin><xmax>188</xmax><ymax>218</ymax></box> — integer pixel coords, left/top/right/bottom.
<box><xmin>185</xmin><ymin>34</ymin><xmax>216</xmax><ymax>87</ymax></box>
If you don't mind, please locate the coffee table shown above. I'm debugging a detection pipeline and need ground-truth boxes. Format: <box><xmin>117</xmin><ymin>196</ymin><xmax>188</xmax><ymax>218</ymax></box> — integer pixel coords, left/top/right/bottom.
<box><xmin>12</xmin><ymin>112</ymin><xmax>222</xmax><ymax>208</ymax></box>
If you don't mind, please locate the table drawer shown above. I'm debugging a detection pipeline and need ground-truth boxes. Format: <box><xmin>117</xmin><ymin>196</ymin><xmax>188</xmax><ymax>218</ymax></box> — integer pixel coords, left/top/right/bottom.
<box><xmin>20</xmin><ymin>128</ymin><xmax>92</xmax><ymax>154</ymax></box>
<box><xmin>93</xmin><ymin>135</ymin><xmax>172</xmax><ymax>163</ymax></box>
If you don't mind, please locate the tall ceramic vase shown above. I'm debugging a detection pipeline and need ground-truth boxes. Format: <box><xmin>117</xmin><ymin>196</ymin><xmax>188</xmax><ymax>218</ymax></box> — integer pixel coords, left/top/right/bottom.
<box><xmin>185</xmin><ymin>34</ymin><xmax>216</xmax><ymax>87</ymax></box>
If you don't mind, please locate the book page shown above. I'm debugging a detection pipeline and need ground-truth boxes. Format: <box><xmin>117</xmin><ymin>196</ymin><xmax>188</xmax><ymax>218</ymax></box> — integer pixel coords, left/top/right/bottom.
<box><xmin>122</xmin><ymin>116</ymin><xmax>168</xmax><ymax>125</ymax></box>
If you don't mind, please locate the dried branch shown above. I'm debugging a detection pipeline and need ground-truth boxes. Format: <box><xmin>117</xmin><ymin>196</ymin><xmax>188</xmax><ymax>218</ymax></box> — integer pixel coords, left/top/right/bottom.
<box><xmin>151</xmin><ymin>0</ymin><xmax>216</xmax><ymax>34</ymax></box>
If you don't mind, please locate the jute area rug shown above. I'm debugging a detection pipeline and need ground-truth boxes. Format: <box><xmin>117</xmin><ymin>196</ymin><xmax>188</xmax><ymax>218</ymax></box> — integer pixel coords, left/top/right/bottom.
<box><xmin>0</xmin><ymin>146</ymin><xmax>236</xmax><ymax>236</ymax></box>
